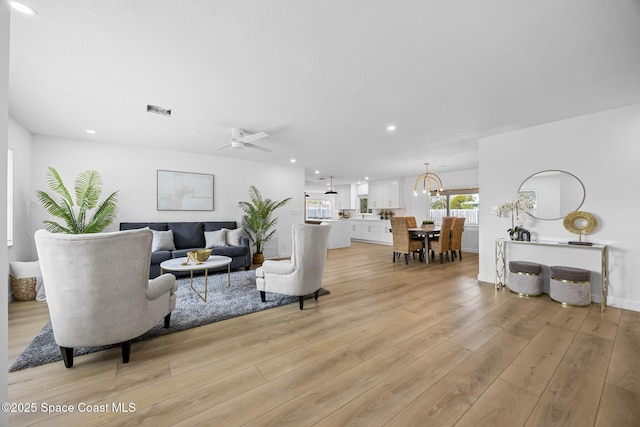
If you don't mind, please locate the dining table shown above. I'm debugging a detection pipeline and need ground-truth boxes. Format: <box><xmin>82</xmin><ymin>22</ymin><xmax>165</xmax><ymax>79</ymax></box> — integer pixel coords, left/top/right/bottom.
<box><xmin>408</xmin><ymin>226</ymin><xmax>440</xmax><ymax>264</ymax></box>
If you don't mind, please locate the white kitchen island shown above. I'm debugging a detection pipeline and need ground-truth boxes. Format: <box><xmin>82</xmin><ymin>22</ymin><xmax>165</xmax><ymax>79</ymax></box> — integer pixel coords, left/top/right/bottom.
<box><xmin>305</xmin><ymin>219</ymin><xmax>352</xmax><ymax>249</ymax></box>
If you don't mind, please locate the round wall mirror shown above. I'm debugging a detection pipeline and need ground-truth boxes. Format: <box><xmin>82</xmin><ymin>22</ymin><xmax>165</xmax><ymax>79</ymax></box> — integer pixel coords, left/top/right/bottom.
<box><xmin>518</xmin><ymin>170</ymin><xmax>585</xmax><ymax>220</ymax></box>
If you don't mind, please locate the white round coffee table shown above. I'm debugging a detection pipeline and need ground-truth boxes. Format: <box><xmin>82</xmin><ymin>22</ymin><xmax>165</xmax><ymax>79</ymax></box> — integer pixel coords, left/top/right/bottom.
<box><xmin>160</xmin><ymin>255</ymin><xmax>232</xmax><ymax>302</ymax></box>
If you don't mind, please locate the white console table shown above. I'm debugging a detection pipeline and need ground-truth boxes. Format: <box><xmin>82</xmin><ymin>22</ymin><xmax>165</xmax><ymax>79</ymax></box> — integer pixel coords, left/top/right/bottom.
<box><xmin>495</xmin><ymin>238</ymin><xmax>608</xmax><ymax>312</ymax></box>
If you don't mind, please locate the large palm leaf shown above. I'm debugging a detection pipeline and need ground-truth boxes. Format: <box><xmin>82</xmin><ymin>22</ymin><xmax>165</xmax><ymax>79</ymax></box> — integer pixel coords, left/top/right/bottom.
<box><xmin>239</xmin><ymin>185</ymin><xmax>292</xmax><ymax>254</ymax></box>
<box><xmin>36</xmin><ymin>166</ymin><xmax>119</xmax><ymax>234</ymax></box>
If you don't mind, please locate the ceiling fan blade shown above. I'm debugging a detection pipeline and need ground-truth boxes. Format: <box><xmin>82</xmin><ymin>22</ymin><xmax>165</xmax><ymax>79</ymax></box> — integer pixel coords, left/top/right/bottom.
<box><xmin>244</xmin><ymin>142</ymin><xmax>271</xmax><ymax>152</ymax></box>
<box><xmin>237</xmin><ymin>131</ymin><xmax>268</xmax><ymax>143</ymax></box>
<box><xmin>213</xmin><ymin>143</ymin><xmax>232</xmax><ymax>151</ymax></box>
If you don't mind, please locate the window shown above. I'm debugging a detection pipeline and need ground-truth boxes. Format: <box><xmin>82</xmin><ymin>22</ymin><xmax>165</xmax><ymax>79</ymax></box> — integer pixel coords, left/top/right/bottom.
<box><xmin>358</xmin><ymin>196</ymin><xmax>371</xmax><ymax>213</ymax></box>
<box><xmin>429</xmin><ymin>188</ymin><xmax>479</xmax><ymax>225</ymax></box>
<box><xmin>7</xmin><ymin>149</ymin><xmax>13</xmax><ymax>246</ymax></box>
<box><xmin>306</xmin><ymin>198</ymin><xmax>332</xmax><ymax>219</ymax></box>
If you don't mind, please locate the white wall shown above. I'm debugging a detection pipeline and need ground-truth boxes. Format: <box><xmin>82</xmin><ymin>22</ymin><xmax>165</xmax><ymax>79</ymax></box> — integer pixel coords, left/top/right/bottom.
<box><xmin>8</xmin><ymin>117</ymin><xmax>33</xmax><ymax>265</ymax></box>
<box><xmin>1</xmin><ymin>0</ymin><xmax>10</xmax><ymax>418</ymax></box>
<box><xmin>479</xmin><ymin>103</ymin><xmax>640</xmax><ymax>311</ymax></box>
<box><xmin>29</xmin><ymin>136</ymin><xmax>305</xmax><ymax>259</ymax></box>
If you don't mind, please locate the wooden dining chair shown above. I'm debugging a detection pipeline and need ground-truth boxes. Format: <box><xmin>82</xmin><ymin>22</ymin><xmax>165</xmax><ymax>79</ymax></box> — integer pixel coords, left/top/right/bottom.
<box><xmin>391</xmin><ymin>217</ymin><xmax>424</xmax><ymax>265</ymax></box>
<box><xmin>428</xmin><ymin>216</ymin><xmax>454</xmax><ymax>264</ymax></box>
<box><xmin>449</xmin><ymin>217</ymin><xmax>465</xmax><ymax>261</ymax></box>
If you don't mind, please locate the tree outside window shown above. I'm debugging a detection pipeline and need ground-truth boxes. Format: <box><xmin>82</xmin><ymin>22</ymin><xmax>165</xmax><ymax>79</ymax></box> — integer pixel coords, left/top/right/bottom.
<box><xmin>429</xmin><ymin>190</ymin><xmax>479</xmax><ymax>225</ymax></box>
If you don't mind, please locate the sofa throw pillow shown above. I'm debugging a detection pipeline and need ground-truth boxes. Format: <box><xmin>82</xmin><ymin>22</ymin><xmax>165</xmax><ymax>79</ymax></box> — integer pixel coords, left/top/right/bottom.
<box><xmin>168</xmin><ymin>222</ymin><xmax>205</xmax><ymax>249</ymax></box>
<box><xmin>151</xmin><ymin>229</ymin><xmax>176</xmax><ymax>252</ymax></box>
<box><xmin>224</xmin><ymin>228</ymin><xmax>244</xmax><ymax>246</ymax></box>
<box><xmin>205</xmin><ymin>230</ymin><xmax>227</xmax><ymax>248</ymax></box>
<box><xmin>10</xmin><ymin>261</ymin><xmax>46</xmax><ymax>302</ymax></box>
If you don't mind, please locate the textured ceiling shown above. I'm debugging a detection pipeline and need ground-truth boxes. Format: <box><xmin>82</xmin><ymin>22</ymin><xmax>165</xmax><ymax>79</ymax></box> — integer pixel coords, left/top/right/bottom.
<box><xmin>8</xmin><ymin>0</ymin><xmax>640</xmax><ymax>190</ymax></box>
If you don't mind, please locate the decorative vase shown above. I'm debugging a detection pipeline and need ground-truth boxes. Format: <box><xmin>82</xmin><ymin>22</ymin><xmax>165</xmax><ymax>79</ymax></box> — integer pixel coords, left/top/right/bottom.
<box><xmin>517</xmin><ymin>229</ymin><xmax>531</xmax><ymax>241</ymax></box>
<box><xmin>252</xmin><ymin>253</ymin><xmax>265</xmax><ymax>265</ymax></box>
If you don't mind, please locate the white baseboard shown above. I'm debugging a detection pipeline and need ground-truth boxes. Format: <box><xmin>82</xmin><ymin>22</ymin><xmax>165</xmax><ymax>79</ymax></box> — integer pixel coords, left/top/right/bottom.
<box><xmin>606</xmin><ymin>296</ymin><xmax>640</xmax><ymax>312</ymax></box>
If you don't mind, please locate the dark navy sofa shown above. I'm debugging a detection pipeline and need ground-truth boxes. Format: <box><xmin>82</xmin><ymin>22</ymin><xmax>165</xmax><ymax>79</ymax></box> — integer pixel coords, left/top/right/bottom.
<box><xmin>119</xmin><ymin>221</ymin><xmax>251</xmax><ymax>278</ymax></box>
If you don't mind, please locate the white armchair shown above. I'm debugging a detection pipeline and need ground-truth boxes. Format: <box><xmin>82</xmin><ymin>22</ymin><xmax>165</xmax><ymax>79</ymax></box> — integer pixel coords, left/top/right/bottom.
<box><xmin>255</xmin><ymin>223</ymin><xmax>330</xmax><ymax>310</ymax></box>
<box><xmin>34</xmin><ymin>228</ymin><xmax>177</xmax><ymax>368</ymax></box>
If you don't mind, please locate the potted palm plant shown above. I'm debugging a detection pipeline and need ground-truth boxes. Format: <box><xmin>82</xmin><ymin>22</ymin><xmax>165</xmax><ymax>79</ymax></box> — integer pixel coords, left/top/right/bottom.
<box><xmin>36</xmin><ymin>166</ymin><xmax>119</xmax><ymax>233</ymax></box>
<box><xmin>239</xmin><ymin>185</ymin><xmax>292</xmax><ymax>265</ymax></box>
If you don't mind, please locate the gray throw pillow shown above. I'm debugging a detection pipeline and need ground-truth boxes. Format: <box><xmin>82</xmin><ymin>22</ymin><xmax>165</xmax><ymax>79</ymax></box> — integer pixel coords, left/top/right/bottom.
<box><xmin>225</xmin><ymin>228</ymin><xmax>244</xmax><ymax>246</ymax></box>
<box><xmin>205</xmin><ymin>230</ymin><xmax>227</xmax><ymax>248</ymax></box>
<box><xmin>151</xmin><ymin>230</ymin><xmax>176</xmax><ymax>251</ymax></box>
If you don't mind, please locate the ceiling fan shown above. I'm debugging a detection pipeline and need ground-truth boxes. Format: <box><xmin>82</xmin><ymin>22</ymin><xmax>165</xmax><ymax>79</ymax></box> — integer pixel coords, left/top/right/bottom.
<box><xmin>214</xmin><ymin>128</ymin><xmax>270</xmax><ymax>152</ymax></box>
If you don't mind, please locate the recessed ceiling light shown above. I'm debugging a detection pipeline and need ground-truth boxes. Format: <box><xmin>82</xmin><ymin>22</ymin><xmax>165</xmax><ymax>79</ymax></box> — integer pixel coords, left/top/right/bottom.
<box><xmin>85</xmin><ymin>129</ymin><xmax>96</xmax><ymax>134</ymax></box>
<box><xmin>290</xmin><ymin>158</ymin><xmax>296</xmax><ymax>163</ymax></box>
<box><xmin>9</xmin><ymin>2</ymin><xmax>37</xmax><ymax>15</ymax></box>
<box><xmin>365</xmin><ymin>177</ymin><xmax>369</xmax><ymax>180</ymax></box>
<box><xmin>315</xmin><ymin>170</ymin><xmax>320</xmax><ymax>174</ymax></box>
<box><xmin>386</xmin><ymin>124</ymin><xmax>396</xmax><ymax>132</ymax></box>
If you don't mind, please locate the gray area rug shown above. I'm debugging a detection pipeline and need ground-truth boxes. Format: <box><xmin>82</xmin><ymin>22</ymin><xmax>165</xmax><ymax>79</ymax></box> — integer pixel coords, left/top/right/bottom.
<box><xmin>10</xmin><ymin>270</ymin><xmax>329</xmax><ymax>371</ymax></box>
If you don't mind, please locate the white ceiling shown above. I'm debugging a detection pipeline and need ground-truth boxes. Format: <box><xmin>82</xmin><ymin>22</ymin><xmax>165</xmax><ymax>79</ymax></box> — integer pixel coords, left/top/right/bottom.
<box><xmin>8</xmin><ymin>0</ymin><xmax>640</xmax><ymax>191</ymax></box>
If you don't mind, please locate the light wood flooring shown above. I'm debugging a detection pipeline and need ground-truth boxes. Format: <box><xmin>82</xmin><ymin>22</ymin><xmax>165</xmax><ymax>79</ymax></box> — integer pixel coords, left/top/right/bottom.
<box><xmin>7</xmin><ymin>242</ymin><xmax>640</xmax><ymax>426</ymax></box>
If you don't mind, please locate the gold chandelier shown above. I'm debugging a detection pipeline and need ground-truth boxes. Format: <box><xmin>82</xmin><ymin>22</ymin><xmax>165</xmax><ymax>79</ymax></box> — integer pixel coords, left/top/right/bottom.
<box><xmin>413</xmin><ymin>162</ymin><xmax>444</xmax><ymax>196</ymax></box>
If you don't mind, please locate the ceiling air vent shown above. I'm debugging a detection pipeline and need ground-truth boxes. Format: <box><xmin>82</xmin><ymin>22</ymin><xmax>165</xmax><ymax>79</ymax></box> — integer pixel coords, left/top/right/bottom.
<box><xmin>146</xmin><ymin>104</ymin><xmax>172</xmax><ymax>116</ymax></box>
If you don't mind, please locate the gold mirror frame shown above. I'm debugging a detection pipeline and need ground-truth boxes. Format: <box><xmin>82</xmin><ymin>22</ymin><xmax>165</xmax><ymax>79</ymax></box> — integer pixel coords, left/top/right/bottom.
<box><xmin>563</xmin><ymin>211</ymin><xmax>597</xmax><ymax>235</ymax></box>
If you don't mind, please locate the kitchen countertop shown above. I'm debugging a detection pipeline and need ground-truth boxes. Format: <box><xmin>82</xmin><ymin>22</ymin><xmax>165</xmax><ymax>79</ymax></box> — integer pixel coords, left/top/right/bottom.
<box><xmin>348</xmin><ymin>218</ymin><xmax>390</xmax><ymax>221</ymax></box>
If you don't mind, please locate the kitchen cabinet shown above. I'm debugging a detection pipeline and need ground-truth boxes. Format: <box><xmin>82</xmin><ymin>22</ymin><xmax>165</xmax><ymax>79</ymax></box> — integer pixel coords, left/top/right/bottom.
<box><xmin>350</xmin><ymin>220</ymin><xmax>392</xmax><ymax>244</ymax></box>
<box><xmin>335</xmin><ymin>185</ymin><xmax>354</xmax><ymax>210</ymax></box>
<box><xmin>350</xmin><ymin>221</ymin><xmax>366</xmax><ymax>240</ymax></box>
<box><xmin>369</xmin><ymin>181</ymin><xmax>402</xmax><ymax>209</ymax></box>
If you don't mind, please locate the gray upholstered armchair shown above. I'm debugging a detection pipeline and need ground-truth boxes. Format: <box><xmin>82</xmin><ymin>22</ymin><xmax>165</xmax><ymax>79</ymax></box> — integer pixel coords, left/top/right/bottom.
<box><xmin>34</xmin><ymin>228</ymin><xmax>177</xmax><ymax>368</ymax></box>
<box><xmin>255</xmin><ymin>223</ymin><xmax>330</xmax><ymax>310</ymax></box>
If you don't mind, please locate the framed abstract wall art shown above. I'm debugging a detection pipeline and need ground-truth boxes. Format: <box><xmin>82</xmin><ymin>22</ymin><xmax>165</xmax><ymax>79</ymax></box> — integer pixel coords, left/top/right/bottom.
<box><xmin>157</xmin><ymin>170</ymin><xmax>214</xmax><ymax>211</ymax></box>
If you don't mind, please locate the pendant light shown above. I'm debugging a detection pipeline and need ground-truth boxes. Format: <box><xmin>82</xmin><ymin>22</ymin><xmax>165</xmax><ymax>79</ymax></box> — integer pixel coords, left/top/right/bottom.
<box><xmin>413</xmin><ymin>162</ymin><xmax>444</xmax><ymax>196</ymax></box>
<box><xmin>325</xmin><ymin>176</ymin><xmax>338</xmax><ymax>195</ymax></box>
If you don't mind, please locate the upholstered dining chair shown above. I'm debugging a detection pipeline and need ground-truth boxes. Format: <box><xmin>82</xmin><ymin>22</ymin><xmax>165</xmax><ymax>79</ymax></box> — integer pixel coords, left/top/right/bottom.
<box><xmin>391</xmin><ymin>217</ymin><xmax>424</xmax><ymax>265</ymax></box>
<box><xmin>450</xmin><ymin>217</ymin><xmax>466</xmax><ymax>261</ymax></box>
<box><xmin>35</xmin><ymin>228</ymin><xmax>177</xmax><ymax>368</ymax></box>
<box><xmin>255</xmin><ymin>222</ymin><xmax>330</xmax><ymax>310</ymax></box>
<box><xmin>428</xmin><ymin>216</ymin><xmax>455</xmax><ymax>264</ymax></box>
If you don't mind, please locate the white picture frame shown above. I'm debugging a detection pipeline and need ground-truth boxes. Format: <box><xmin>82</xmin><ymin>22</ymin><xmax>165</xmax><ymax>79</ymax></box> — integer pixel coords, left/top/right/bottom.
<box><xmin>157</xmin><ymin>170</ymin><xmax>214</xmax><ymax>211</ymax></box>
